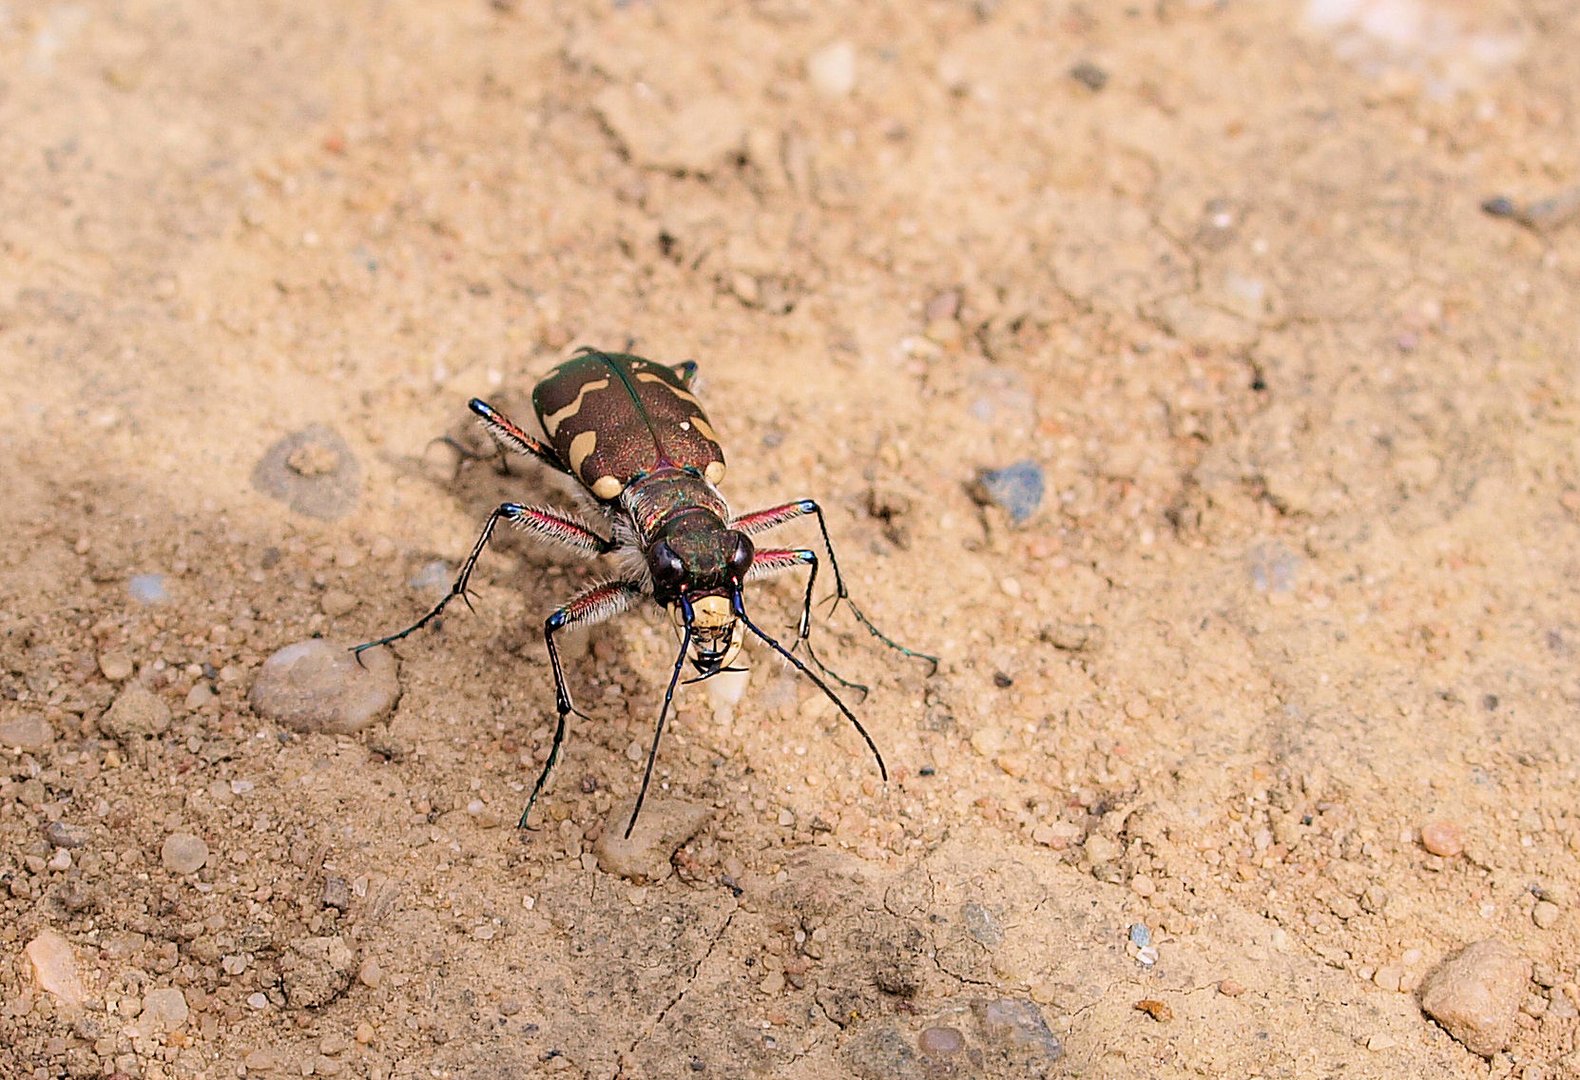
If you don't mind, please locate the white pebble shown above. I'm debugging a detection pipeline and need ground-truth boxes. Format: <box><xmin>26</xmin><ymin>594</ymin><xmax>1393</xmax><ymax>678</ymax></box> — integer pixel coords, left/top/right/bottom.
<box><xmin>807</xmin><ymin>41</ymin><xmax>857</xmax><ymax>98</ymax></box>
<box><xmin>161</xmin><ymin>833</ymin><xmax>209</xmax><ymax>876</ymax></box>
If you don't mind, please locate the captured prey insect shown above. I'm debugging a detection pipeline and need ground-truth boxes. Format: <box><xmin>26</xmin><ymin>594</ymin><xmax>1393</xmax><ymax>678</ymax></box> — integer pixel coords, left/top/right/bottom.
<box><xmin>355</xmin><ymin>348</ymin><xmax>937</xmax><ymax>837</ymax></box>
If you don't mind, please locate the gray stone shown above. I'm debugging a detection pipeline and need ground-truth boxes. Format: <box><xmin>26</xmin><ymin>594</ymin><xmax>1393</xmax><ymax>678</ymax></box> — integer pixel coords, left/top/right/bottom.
<box><xmin>974</xmin><ymin>461</ymin><xmax>1044</xmax><ymax>525</ymax></box>
<box><xmin>249</xmin><ymin>639</ymin><xmax>399</xmax><ymax>735</ymax></box>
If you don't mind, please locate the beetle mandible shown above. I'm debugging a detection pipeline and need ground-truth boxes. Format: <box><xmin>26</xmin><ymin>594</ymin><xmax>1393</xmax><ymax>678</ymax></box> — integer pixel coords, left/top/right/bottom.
<box><xmin>356</xmin><ymin>348</ymin><xmax>936</xmax><ymax>837</ymax></box>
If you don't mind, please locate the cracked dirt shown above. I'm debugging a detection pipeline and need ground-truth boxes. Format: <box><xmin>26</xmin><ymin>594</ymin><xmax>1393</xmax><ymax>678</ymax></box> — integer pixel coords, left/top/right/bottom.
<box><xmin>4</xmin><ymin>0</ymin><xmax>1580</xmax><ymax>1077</ymax></box>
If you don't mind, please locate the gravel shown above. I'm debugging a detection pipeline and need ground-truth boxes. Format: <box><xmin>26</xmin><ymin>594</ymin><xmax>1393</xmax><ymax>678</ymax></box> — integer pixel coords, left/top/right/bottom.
<box><xmin>249</xmin><ymin>638</ymin><xmax>400</xmax><ymax>735</ymax></box>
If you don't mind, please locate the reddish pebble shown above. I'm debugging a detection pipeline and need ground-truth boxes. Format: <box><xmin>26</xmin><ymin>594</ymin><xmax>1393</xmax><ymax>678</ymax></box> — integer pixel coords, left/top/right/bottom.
<box><xmin>1217</xmin><ymin>979</ymin><xmax>1246</xmax><ymax>997</ymax></box>
<box><xmin>918</xmin><ymin>1026</ymin><xmax>965</xmax><ymax>1055</ymax></box>
<box><xmin>1421</xmin><ymin>820</ymin><xmax>1464</xmax><ymax>858</ymax></box>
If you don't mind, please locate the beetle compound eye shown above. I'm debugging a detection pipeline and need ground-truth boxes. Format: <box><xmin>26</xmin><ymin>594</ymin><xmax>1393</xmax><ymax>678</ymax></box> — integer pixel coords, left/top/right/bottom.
<box><xmin>726</xmin><ymin>530</ymin><xmax>754</xmax><ymax>580</ymax></box>
<box><xmin>650</xmin><ymin>540</ymin><xmax>686</xmax><ymax>590</ymax></box>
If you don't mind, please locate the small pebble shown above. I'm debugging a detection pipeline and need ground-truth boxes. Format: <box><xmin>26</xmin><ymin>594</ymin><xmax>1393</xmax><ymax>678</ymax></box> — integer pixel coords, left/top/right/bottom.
<box><xmin>1218</xmin><ymin>979</ymin><xmax>1245</xmax><ymax>997</ymax></box>
<box><xmin>0</xmin><ymin>714</ymin><xmax>54</xmax><ymax>752</ymax></box>
<box><xmin>184</xmin><ymin>683</ymin><xmax>215</xmax><ymax>710</ymax></box>
<box><xmin>249</xmin><ymin>639</ymin><xmax>400</xmax><ymax>735</ymax></box>
<box><xmin>102</xmin><ymin>683</ymin><xmax>172</xmax><ymax>741</ymax></box>
<box><xmin>127</xmin><ymin>574</ymin><xmax>169</xmax><ymax>604</ymax></box>
<box><xmin>322</xmin><ymin>876</ymin><xmax>351</xmax><ymax>913</ymax></box>
<box><xmin>1533</xmin><ymin>901</ymin><xmax>1560</xmax><ymax>929</ymax></box>
<box><xmin>1366</xmin><ymin>1033</ymin><xmax>1397</xmax><ymax>1051</ymax></box>
<box><xmin>1128</xmin><ymin>923</ymin><xmax>1152</xmax><ymax>948</ymax></box>
<box><xmin>918</xmin><ymin>1025</ymin><xmax>964</xmax><ymax>1055</ymax></box>
<box><xmin>1419</xmin><ymin>939</ymin><xmax>1531</xmax><ymax>1058</ymax></box>
<box><xmin>1420</xmin><ymin>820</ymin><xmax>1464</xmax><ymax>858</ymax></box>
<box><xmin>1031</xmin><ymin>821</ymin><xmax>1082</xmax><ymax>849</ymax></box>
<box><xmin>320</xmin><ymin>589</ymin><xmax>358</xmax><ymax>617</ymax></box>
<box><xmin>970</xmin><ymin>727</ymin><xmax>1005</xmax><ymax>757</ymax></box>
<box><xmin>1083</xmin><ymin>834</ymin><xmax>1119</xmax><ymax>865</ymax></box>
<box><xmin>973</xmin><ymin>998</ymin><xmax>1063</xmax><ymax>1067</ymax></box>
<box><xmin>242</xmin><ymin>1048</ymin><xmax>278</xmax><ymax>1071</ymax></box>
<box><xmin>357</xmin><ymin>957</ymin><xmax>384</xmax><ymax>989</ymax></box>
<box><xmin>806</xmin><ymin>40</ymin><xmax>856</xmax><ymax>97</ymax></box>
<box><xmin>974</xmin><ymin>461</ymin><xmax>1045</xmax><ymax>525</ymax></box>
<box><xmin>246</xmin><ymin>992</ymin><xmax>269</xmax><ymax>1010</ymax></box>
<box><xmin>140</xmin><ymin>988</ymin><xmax>189</xmax><ymax>1031</ymax></box>
<box><xmin>23</xmin><ymin>931</ymin><xmax>87</xmax><ymax>1009</ymax></box>
<box><xmin>1131</xmin><ymin>874</ymin><xmax>1156</xmax><ymax>898</ymax></box>
<box><xmin>1134</xmin><ymin>998</ymin><xmax>1172</xmax><ymax>1022</ymax></box>
<box><xmin>355</xmin><ymin>1022</ymin><xmax>375</xmax><ymax>1045</ymax></box>
<box><xmin>43</xmin><ymin>821</ymin><xmax>89</xmax><ymax>849</ymax></box>
<box><xmin>98</xmin><ymin>651</ymin><xmax>135</xmax><ymax>681</ymax></box>
<box><xmin>161</xmin><ymin>833</ymin><xmax>209</xmax><ymax>876</ymax></box>
<box><xmin>964</xmin><ymin>903</ymin><xmax>1004</xmax><ymax>948</ymax></box>
<box><xmin>1069</xmin><ymin>59</ymin><xmax>1108</xmax><ymax>91</ymax></box>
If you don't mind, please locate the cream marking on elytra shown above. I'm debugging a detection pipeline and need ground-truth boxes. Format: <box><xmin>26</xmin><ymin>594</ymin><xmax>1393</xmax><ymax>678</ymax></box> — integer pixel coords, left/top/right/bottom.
<box><xmin>688</xmin><ymin>415</ymin><xmax>720</xmax><ymax>443</ymax></box>
<box><xmin>590</xmin><ymin>475</ymin><xmax>623</xmax><ymax>500</ymax></box>
<box><xmin>635</xmin><ymin>370</ymin><xmax>705</xmax><ymax>409</ymax></box>
<box><xmin>705</xmin><ymin>461</ymin><xmax>726</xmax><ymax>484</ymax></box>
<box><xmin>542</xmin><ymin>378</ymin><xmax>610</xmax><ymax>437</ymax></box>
<box><xmin>568</xmin><ymin>430</ymin><xmax>597</xmax><ymax>474</ymax></box>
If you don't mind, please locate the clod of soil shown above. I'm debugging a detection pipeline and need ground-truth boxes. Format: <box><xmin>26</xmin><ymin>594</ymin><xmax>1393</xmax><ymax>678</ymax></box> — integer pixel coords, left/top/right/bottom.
<box><xmin>249</xmin><ymin>639</ymin><xmax>400</xmax><ymax>734</ymax></box>
<box><xmin>1418</xmin><ymin>939</ymin><xmax>1531</xmax><ymax>1057</ymax></box>
<box><xmin>100</xmin><ymin>682</ymin><xmax>172</xmax><ymax>743</ymax></box>
<box><xmin>593</xmin><ymin>797</ymin><xmax>711</xmax><ymax>882</ymax></box>
<box><xmin>250</xmin><ymin>424</ymin><xmax>361</xmax><ymax>521</ymax></box>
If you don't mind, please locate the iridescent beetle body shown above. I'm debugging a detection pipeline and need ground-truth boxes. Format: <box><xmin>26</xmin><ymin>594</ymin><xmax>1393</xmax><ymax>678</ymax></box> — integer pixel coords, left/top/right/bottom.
<box><xmin>357</xmin><ymin>348</ymin><xmax>935</xmax><ymax>836</ymax></box>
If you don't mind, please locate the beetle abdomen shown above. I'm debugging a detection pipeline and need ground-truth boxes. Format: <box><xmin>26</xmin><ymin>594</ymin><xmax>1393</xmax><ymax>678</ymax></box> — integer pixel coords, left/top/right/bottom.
<box><xmin>533</xmin><ymin>349</ymin><xmax>726</xmax><ymax>501</ymax></box>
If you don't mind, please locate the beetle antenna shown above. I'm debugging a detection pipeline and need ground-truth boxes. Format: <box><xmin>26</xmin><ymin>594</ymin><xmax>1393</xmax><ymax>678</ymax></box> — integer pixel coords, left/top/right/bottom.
<box><xmin>627</xmin><ymin>600</ymin><xmax>693</xmax><ymax>839</ymax></box>
<box><xmin>730</xmin><ymin>589</ymin><xmax>887</xmax><ymax>782</ymax></box>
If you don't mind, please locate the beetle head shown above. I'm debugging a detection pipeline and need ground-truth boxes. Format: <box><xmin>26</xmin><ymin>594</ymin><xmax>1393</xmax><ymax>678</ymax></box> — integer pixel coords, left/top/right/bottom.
<box><xmin>650</xmin><ymin>512</ymin><xmax>753</xmax><ymax>675</ymax></box>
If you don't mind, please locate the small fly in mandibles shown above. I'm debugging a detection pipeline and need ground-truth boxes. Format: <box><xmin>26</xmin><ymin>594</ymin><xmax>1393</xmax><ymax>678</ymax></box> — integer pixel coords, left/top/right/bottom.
<box><xmin>355</xmin><ymin>348</ymin><xmax>937</xmax><ymax>838</ymax></box>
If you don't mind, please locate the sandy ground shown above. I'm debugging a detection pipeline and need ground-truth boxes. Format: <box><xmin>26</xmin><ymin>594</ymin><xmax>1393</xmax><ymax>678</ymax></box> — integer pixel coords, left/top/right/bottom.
<box><xmin>4</xmin><ymin>0</ymin><xmax>1580</xmax><ymax>1077</ymax></box>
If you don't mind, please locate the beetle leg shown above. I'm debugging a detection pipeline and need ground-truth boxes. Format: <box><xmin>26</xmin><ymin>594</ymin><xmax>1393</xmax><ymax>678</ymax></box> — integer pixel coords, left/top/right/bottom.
<box><xmin>747</xmin><ymin>547</ymin><xmax>869</xmax><ymax>697</ymax></box>
<box><xmin>468</xmin><ymin>398</ymin><xmax>574</xmax><ymax>477</ymax></box>
<box><xmin>524</xmin><ymin>579</ymin><xmax>645</xmax><ymax>829</ymax></box>
<box><xmin>731</xmin><ymin>499</ymin><xmax>939</xmax><ymax>673</ymax></box>
<box><xmin>503</xmin><ymin>503</ymin><xmax>618</xmax><ymax>558</ymax></box>
<box><xmin>352</xmin><ymin>503</ymin><xmax>614</xmax><ymax>659</ymax></box>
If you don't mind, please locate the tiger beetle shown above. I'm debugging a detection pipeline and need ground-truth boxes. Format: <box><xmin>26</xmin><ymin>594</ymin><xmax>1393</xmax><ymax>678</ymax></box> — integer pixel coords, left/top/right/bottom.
<box><xmin>355</xmin><ymin>348</ymin><xmax>936</xmax><ymax>838</ymax></box>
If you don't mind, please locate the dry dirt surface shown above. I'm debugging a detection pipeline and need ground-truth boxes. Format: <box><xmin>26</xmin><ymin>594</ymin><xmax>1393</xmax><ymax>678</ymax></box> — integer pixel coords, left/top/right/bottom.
<box><xmin>4</xmin><ymin>1</ymin><xmax>1580</xmax><ymax>1078</ymax></box>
